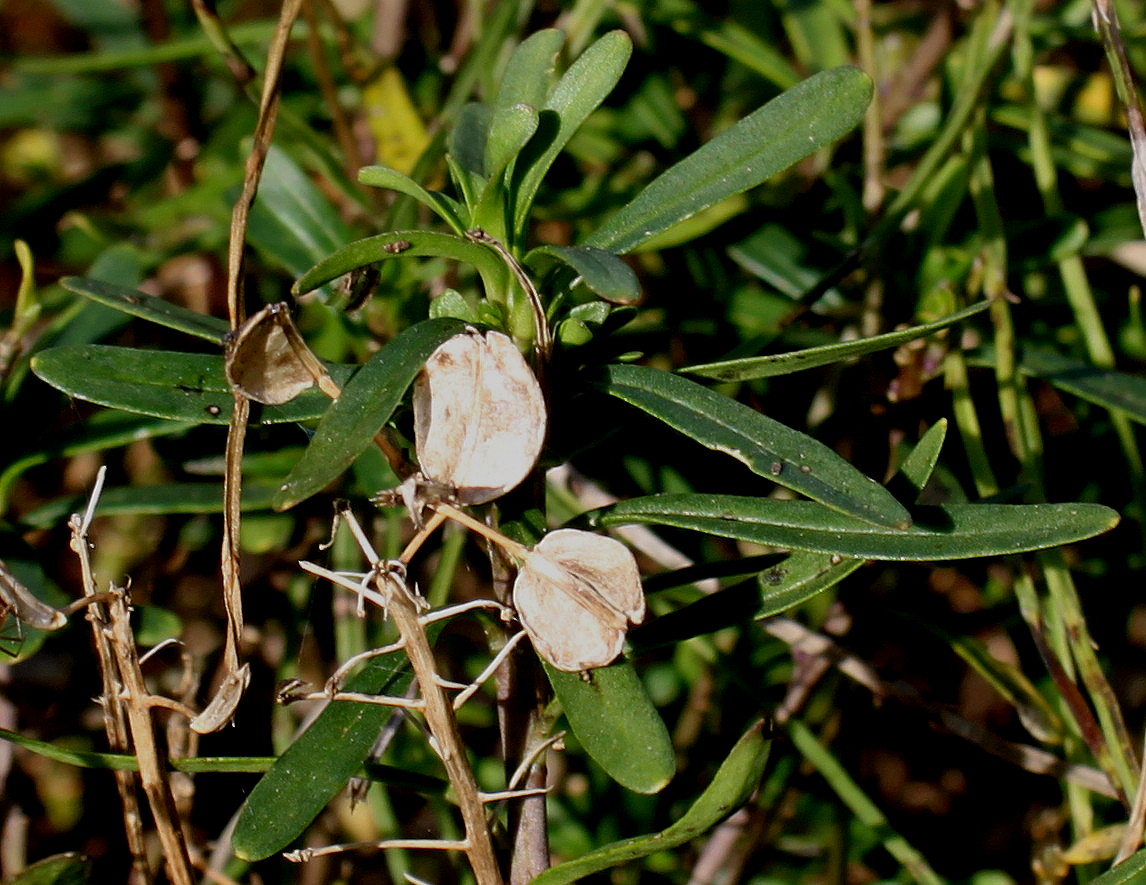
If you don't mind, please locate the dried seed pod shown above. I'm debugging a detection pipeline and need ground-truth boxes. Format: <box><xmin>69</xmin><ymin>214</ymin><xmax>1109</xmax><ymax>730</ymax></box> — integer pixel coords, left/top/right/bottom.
<box><xmin>225</xmin><ymin>303</ymin><xmax>337</xmax><ymax>405</ymax></box>
<box><xmin>414</xmin><ymin>329</ymin><xmax>546</xmax><ymax>504</ymax></box>
<box><xmin>0</xmin><ymin>559</ymin><xmax>66</xmax><ymax>632</ymax></box>
<box><xmin>513</xmin><ymin>529</ymin><xmax>644</xmax><ymax>672</ymax></box>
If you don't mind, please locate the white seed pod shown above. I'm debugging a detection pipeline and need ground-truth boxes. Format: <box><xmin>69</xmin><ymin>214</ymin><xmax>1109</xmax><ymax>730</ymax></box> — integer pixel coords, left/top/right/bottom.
<box><xmin>414</xmin><ymin>329</ymin><xmax>546</xmax><ymax>504</ymax></box>
<box><xmin>513</xmin><ymin>528</ymin><xmax>644</xmax><ymax>672</ymax></box>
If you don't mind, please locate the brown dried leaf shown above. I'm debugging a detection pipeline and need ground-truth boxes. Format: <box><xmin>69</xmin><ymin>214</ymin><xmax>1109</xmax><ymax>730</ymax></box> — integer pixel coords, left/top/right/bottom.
<box><xmin>514</xmin><ymin>529</ymin><xmax>644</xmax><ymax>672</ymax></box>
<box><xmin>414</xmin><ymin>329</ymin><xmax>546</xmax><ymax>504</ymax></box>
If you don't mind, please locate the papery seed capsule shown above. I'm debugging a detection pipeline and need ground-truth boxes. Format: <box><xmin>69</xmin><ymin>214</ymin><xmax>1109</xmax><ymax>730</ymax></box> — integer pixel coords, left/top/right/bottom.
<box><xmin>414</xmin><ymin>329</ymin><xmax>546</xmax><ymax>504</ymax></box>
<box><xmin>225</xmin><ymin>303</ymin><xmax>335</xmax><ymax>404</ymax></box>
<box><xmin>513</xmin><ymin>529</ymin><xmax>644</xmax><ymax>672</ymax></box>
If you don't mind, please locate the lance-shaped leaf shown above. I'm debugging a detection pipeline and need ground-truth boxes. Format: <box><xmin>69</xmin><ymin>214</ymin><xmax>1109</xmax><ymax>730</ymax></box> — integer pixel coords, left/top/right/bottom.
<box><xmin>584</xmin><ymin>66</ymin><xmax>872</xmax><ymax>255</ymax></box>
<box><xmin>525</xmin><ymin>244</ymin><xmax>641</xmax><ymax>304</ymax></box>
<box><xmin>414</xmin><ymin>329</ymin><xmax>546</xmax><ymax>504</ymax></box>
<box><xmin>233</xmin><ymin>650</ymin><xmax>414</xmax><ymax>861</ymax></box>
<box><xmin>31</xmin><ymin>345</ymin><xmax>354</xmax><ymax>426</ymax></box>
<box><xmin>597</xmin><ymin>363</ymin><xmax>911</xmax><ymax>528</ymax></box>
<box><xmin>545</xmin><ymin>659</ymin><xmax>675</xmax><ymax>794</ymax></box>
<box><xmin>512</xmin><ymin>30</ymin><xmax>633</xmax><ymax>236</ymax></box>
<box><xmin>292</xmin><ymin>231</ymin><xmax>502</xmax><ymax>297</ymax></box>
<box><xmin>969</xmin><ymin>345</ymin><xmax>1146</xmax><ymax>427</ymax></box>
<box><xmin>683</xmin><ymin>301</ymin><xmax>989</xmax><ymax>381</ymax></box>
<box><xmin>357</xmin><ymin>166</ymin><xmax>466</xmax><ymax>233</ymax></box>
<box><xmin>532</xmin><ymin>720</ymin><xmax>771</xmax><ymax>883</ymax></box>
<box><xmin>515</xmin><ymin>529</ymin><xmax>643</xmax><ymax>671</ymax></box>
<box><xmin>273</xmin><ymin>318</ymin><xmax>467</xmax><ymax>510</ymax></box>
<box><xmin>60</xmin><ymin>276</ymin><xmax>230</xmax><ymax>343</ymax></box>
<box><xmin>594</xmin><ymin>494</ymin><xmax>1120</xmax><ymax>560</ymax></box>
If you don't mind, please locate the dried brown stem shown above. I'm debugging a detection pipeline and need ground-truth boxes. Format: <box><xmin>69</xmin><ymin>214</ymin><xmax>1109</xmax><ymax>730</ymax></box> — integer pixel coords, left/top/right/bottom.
<box><xmin>70</xmin><ymin>468</ymin><xmax>194</xmax><ymax>885</ymax></box>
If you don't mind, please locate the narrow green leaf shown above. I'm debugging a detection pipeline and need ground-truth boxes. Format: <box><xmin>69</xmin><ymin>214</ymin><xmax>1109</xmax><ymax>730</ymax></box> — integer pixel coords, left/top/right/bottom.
<box><xmin>897</xmin><ymin>419</ymin><xmax>948</xmax><ymax>499</ymax></box>
<box><xmin>584</xmin><ymin>66</ymin><xmax>873</xmax><ymax>255</ymax></box>
<box><xmin>492</xmin><ymin>29</ymin><xmax>563</xmax><ymax>116</ymax></box>
<box><xmin>526</xmin><ymin>244</ymin><xmax>641</xmax><ymax>304</ymax></box>
<box><xmin>273</xmin><ymin>318</ymin><xmax>467</xmax><ymax>510</ymax></box>
<box><xmin>595</xmin><ymin>494</ymin><xmax>1120</xmax><ymax>561</ymax></box>
<box><xmin>233</xmin><ymin>651</ymin><xmax>414</xmax><ymax>861</ymax></box>
<box><xmin>6</xmin><ymin>852</ymin><xmax>92</xmax><ymax>885</ymax></box>
<box><xmin>598</xmin><ymin>364</ymin><xmax>911</xmax><ymax>528</ymax></box>
<box><xmin>546</xmin><ymin>659</ymin><xmax>675</xmax><ymax>794</ymax></box>
<box><xmin>59</xmin><ymin>277</ymin><xmax>230</xmax><ymax>343</ymax></box>
<box><xmin>247</xmin><ymin>145</ymin><xmax>353</xmax><ymax>283</ymax></box>
<box><xmin>683</xmin><ymin>301</ymin><xmax>989</xmax><ymax>381</ymax></box>
<box><xmin>31</xmin><ymin>345</ymin><xmax>354</xmax><ymax>426</ymax></box>
<box><xmin>969</xmin><ymin>345</ymin><xmax>1146</xmax><ymax>427</ymax></box>
<box><xmin>484</xmin><ymin>102</ymin><xmax>540</xmax><ymax>184</ymax></box>
<box><xmin>512</xmin><ymin>30</ymin><xmax>632</xmax><ymax>235</ymax></box>
<box><xmin>532</xmin><ymin>720</ymin><xmax>771</xmax><ymax>884</ymax></box>
<box><xmin>776</xmin><ymin>0</ymin><xmax>852</xmax><ymax>72</ymax></box>
<box><xmin>754</xmin><ymin>549</ymin><xmax>866</xmax><ymax>617</ymax></box>
<box><xmin>788</xmin><ymin>719</ymin><xmax>943</xmax><ymax>885</ymax></box>
<box><xmin>292</xmin><ymin>231</ymin><xmax>501</xmax><ymax>297</ymax></box>
<box><xmin>358</xmin><ymin>166</ymin><xmax>466</xmax><ymax>233</ymax></box>
<box><xmin>1091</xmin><ymin>849</ymin><xmax>1146</xmax><ymax>884</ymax></box>
<box><xmin>20</xmin><ymin>482</ymin><xmax>282</xmax><ymax>530</ymax></box>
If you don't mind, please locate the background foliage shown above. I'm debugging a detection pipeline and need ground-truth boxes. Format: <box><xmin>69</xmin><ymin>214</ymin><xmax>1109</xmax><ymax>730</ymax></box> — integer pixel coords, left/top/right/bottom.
<box><xmin>1</xmin><ymin>0</ymin><xmax>1145</xmax><ymax>883</ymax></box>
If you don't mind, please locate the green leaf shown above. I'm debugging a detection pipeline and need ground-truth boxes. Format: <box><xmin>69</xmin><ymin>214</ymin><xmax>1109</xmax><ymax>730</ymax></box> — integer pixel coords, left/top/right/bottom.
<box><xmin>595</xmin><ymin>495</ymin><xmax>1121</xmax><ymax>561</ymax></box>
<box><xmin>525</xmin><ymin>244</ymin><xmax>641</xmax><ymax>304</ymax></box>
<box><xmin>484</xmin><ymin>102</ymin><xmax>540</xmax><ymax>185</ymax></box>
<box><xmin>598</xmin><ymin>364</ymin><xmax>911</xmax><ymax>528</ymax></box>
<box><xmin>232</xmin><ymin>650</ymin><xmax>414</xmax><ymax>861</ymax></box>
<box><xmin>532</xmin><ymin>720</ymin><xmax>771</xmax><ymax>884</ymax></box>
<box><xmin>683</xmin><ymin>301</ymin><xmax>990</xmax><ymax>381</ymax></box>
<box><xmin>1091</xmin><ymin>849</ymin><xmax>1146</xmax><ymax>884</ymax></box>
<box><xmin>512</xmin><ymin>30</ymin><xmax>632</xmax><ymax>236</ymax></box>
<box><xmin>292</xmin><ymin>231</ymin><xmax>502</xmax><ymax>297</ymax></box>
<box><xmin>546</xmin><ymin>659</ymin><xmax>675</xmax><ymax>794</ymax></box>
<box><xmin>59</xmin><ymin>277</ymin><xmax>230</xmax><ymax>343</ymax></box>
<box><xmin>5</xmin><ymin>852</ymin><xmax>93</xmax><ymax>885</ymax></box>
<box><xmin>492</xmin><ymin>29</ymin><xmax>563</xmax><ymax>116</ymax></box>
<box><xmin>30</xmin><ymin>345</ymin><xmax>354</xmax><ymax>425</ymax></box>
<box><xmin>584</xmin><ymin>66</ymin><xmax>873</xmax><ymax>255</ymax></box>
<box><xmin>273</xmin><ymin>318</ymin><xmax>467</xmax><ymax>510</ymax></box>
<box><xmin>358</xmin><ymin>166</ymin><xmax>466</xmax><ymax>233</ymax></box>
<box><xmin>246</xmin><ymin>145</ymin><xmax>353</xmax><ymax>284</ymax></box>
<box><xmin>895</xmin><ymin>419</ymin><xmax>948</xmax><ymax>501</ymax></box>
<box><xmin>21</xmin><ymin>481</ymin><xmax>282</xmax><ymax>530</ymax></box>
<box><xmin>969</xmin><ymin>345</ymin><xmax>1146</xmax><ymax>426</ymax></box>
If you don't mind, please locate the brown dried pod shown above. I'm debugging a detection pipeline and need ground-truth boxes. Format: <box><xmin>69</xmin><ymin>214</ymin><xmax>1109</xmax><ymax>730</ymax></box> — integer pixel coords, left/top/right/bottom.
<box><xmin>513</xmin><ymin>528</ymin><xmax>644</xmax><ymax>672</ymax></box>
<box><xmin>414</xmin><ymin>328</ymin><xmax>546</xmax><ymax>504</ymax></box>
<box><xmin>0</xmin><ymin>559</ymin><xmax>66</xmax><ymax>632</ymax></box>
<box><xmin>225</xmin><ymin>303</ymin><xmax>338</xmax><ymax>405</ymax></box>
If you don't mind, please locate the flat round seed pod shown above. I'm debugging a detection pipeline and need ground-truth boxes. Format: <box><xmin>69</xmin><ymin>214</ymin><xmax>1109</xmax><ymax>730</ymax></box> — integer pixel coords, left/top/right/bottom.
<box><xmin>414</xmin><ymin>329</ymin><xmax>546</xmax><ymax>504</ymax></box>
<box><xmin>513</xmin><ymin>529</ymin><xmax>644</xmax><ymax>672</ymax></box>
<box><xmin>225</xmin><ymin>303</ymin><xmax>333</xmax><ymax>405</ymax></box>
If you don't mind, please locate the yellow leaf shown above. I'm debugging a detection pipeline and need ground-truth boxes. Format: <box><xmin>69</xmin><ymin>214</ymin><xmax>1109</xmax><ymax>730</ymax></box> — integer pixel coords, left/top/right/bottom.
<box><xmin>363</xmin><ymin>66</ymin><xmax>430</xmax><ymax>174</ymax></box>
